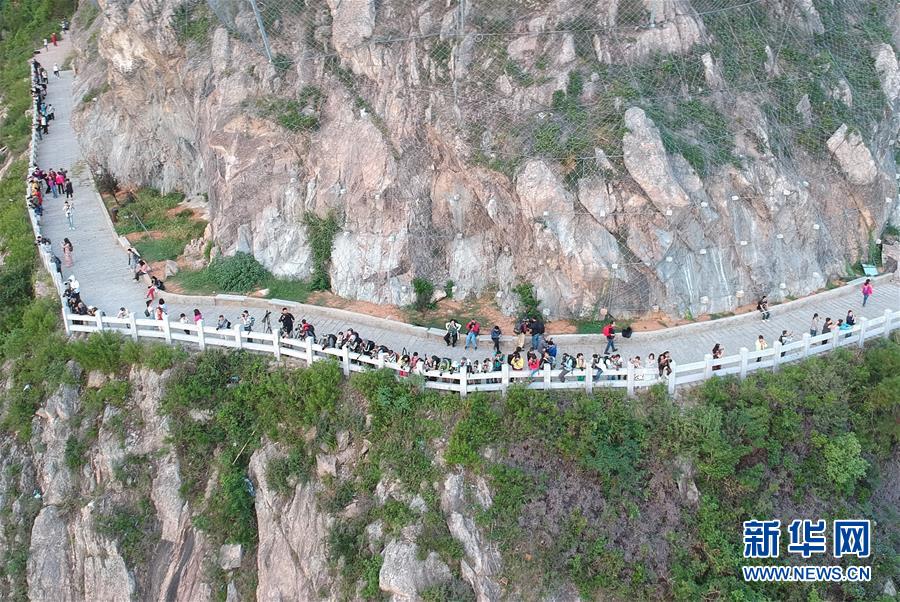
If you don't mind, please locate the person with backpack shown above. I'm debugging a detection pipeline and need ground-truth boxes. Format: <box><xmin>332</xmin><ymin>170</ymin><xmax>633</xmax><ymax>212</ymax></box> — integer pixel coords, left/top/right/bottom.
<box><xmin>490</xmin><ymin>325</ymin><xmax>502</xmax><ymax>353</ymax></box>
<box><xmin>216</xmin><ymin>314</ymin><xmax>232</xmax><ymax>330</ymax></box>
<box><xmin>558</xmin><ymin>353</ymin><xmax>577</xmax><ymax>382</ymax></box>
<box><xmin>602</xmin><ymin>321</ymin><xmax>617</xmax><ymax>354</ymax></box>
<box><xmin>444</xmin><ymin>319</ymin><xmax>460</xmax><ymax>347</ymax></box>
<box><xmin>464</xmin><ymin>319</ymin><xmax>480</xmax><ymax>350</ymax></box>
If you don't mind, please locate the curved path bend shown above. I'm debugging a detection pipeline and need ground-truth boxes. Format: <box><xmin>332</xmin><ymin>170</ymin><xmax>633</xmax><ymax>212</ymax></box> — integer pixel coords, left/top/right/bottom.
<box><xmin>34</xmin><ymin>38</ymin><xmax>900</xmax><ymax>366</ymax></box>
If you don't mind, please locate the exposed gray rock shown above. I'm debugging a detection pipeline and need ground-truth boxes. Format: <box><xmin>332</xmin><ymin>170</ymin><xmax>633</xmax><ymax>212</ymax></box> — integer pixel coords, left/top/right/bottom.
<box><xmin>219</xmin><ymin>543</ymin><xmax>243</xmax><ymax>570</ymax></box>
<box><xmin>873</xmin><ymin>43</ymin><xmax>900</xmax><ymax>106</ymax></box>
<box><xmin>885</xmin><ymin>577</ymin><xmax>897</xmax><ymax>598</ymax></box>
<box><xmin>379</xmin><ymin>539</ymin><xmax>451</xmax><ymax>599</ymax></box>
<box><xmin>826</xmin><ymin>124</ymin><xmax>878</xmax><ymax>186</ymax></box>
<box><xmin>673</xmin><ymin>456</ymin><xmax>700</xmax><ymax>506</ymax></box>
<box><xmin>27</xmin><ymin>506</ymin><xmax>75</xmax><ymax>601</ymax></box>
<box><xmin>623</xmin><ymin>108</ymin><xmax>691</xmax><ymax>210</ymax></box>
<box><xmin>249</xmin><ymin>442</ymin><xmax>338</xmax><ymax>600</ymax></box>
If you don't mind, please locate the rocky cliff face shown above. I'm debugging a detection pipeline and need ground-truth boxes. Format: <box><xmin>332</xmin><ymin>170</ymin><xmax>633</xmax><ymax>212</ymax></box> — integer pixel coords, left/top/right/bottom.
<box><xmin>70</xmin><ymin>0</ymin><xmax>900</xmax><ymax>317</ymax></box>
<box><xmin>0</xmin><ymin>363</ymin><xmax>512</xmax><ymax>601</ymax></box>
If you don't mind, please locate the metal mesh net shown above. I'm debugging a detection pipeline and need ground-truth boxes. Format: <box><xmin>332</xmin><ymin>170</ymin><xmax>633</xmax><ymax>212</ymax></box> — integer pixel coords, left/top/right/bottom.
<box><xmin>183</xmin><ymin>0</ymin><xmax>895</xmax><ymax>314</ymax></box>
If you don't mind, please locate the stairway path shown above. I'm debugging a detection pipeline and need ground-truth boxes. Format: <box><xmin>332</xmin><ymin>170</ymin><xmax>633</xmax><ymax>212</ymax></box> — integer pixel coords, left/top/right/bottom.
<box><xmin>33</xmin><ymin>38</ymin><xmax>900</xmax><ymax>366</ymax></box>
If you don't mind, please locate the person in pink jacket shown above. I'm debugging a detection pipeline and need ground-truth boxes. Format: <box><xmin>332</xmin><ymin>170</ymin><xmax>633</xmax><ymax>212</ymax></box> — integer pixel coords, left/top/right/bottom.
<box><xmin>861</xmin><ymin>279</ymin><xmax>873</xmax><ymax>307</ymax></box>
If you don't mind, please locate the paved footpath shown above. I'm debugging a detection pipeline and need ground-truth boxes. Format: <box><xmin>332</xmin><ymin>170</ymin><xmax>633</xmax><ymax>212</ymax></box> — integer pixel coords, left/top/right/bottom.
<box><xmin>34</xmin><ymin>37</ymin><xmax>900</xmax><ymax>366</ymax></box>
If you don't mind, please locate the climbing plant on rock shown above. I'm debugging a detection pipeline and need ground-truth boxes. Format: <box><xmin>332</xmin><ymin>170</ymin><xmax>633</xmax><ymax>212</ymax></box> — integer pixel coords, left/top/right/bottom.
<box><xmin>302</xmin><ymin>211</ymin><xmax>341</xmax><ymax>291</ymax></box>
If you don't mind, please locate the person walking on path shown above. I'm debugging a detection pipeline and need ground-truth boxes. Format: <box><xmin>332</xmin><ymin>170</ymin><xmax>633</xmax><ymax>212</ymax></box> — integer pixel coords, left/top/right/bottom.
<box><xmin>490</xmin><ymin>325</ymin><xmax>502</xmax><ymax>353</ymax></box>
<box><xmin>809</xmin><ymin>313</ymin><xmax>819</xmax><ymax>336</ymax></box>
<box><xmin>64</xmin><ymin>178</ymin><xmax>74</xmax><ymax>199</ymax></box>
<box><xmin>64</xmin><ymin>200</ymin><xmax>75</xmax><ymax>230</ymax></box>
<box><xmin>40</xmin><ymin>113</ymin><xmax>48</xmax><ymax>135</ymax></box>
<box><xmin>62</xmin><ymin>237</ymin><xmax>73</xmax><ymax>267</ymax></box>
<box><xmin>755</xmin><ymin>334</ymin><xmax>768</xmax><ymax>362</ymax></box>
<box><xmin>861</xmin><ymin>279</ymin><xmax>873</xmax><ymax>306</ymax></box>
<box><xmin>53</xmin><ymin>63</ymin><xmax>60</xmax><ymax>78</ymax></box>
<box><xmin>464</xmin><ymin>319</ymin><xmax>480</xmax><ymax>350</ymax></box>
<box><xmin>602</xmin><ymin>320</ymin><xmax>618</xmax><ymax>354</ymax></box>
<box><xmin>55</xmin><ymin>171</ymin><xmax>64</xmax><ymax>193</ymax></box>
<box><xmin>51</xmin><ymin>32</ymin><xmax>57</xmax><ymax>46</ymax></box>
<box><xmin>444</xmin><ymin>319</ymin><xmax>460</xmax><ymax>347</ymax></box>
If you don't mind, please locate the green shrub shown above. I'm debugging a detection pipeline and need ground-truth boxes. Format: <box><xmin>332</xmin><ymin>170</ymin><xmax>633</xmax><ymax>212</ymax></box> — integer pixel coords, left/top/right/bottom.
<box><xmin>207</xmin><ymin>252</ymin><xmax>268</xmax><ymax>292</ymax></box>
<box><xmin>272</xmin><ymin>53</ymin><xmax>293</xmax><ymax>76</ymax></box>
<box><xmin>144</xmin><ymin>343</ymin><xmax>188</xmax><ymax>371</ymax></box>
<box><xmin>68</xmin><ymin>331</ymin><xmax>125</xmax><ymax>373</ymax></box>
<box><xmin>171</xmin><ymin>0</ymin><xmax>211</xmax><ymax>45</ymax></box>
<box><xmin>444</xmin><ymin>280</ymin><xmax>455</xmax><ymax>299</ymax></box>
<box><xmin>94</xmin><ymin>499</ymin><xmax>158</xmax><ymax>569</ymax></box>
<box><xmin>816</xmin><ymin>432</ymin><xmax>869</xmax><ymax>494</ymax></box>
<box><xmin>445</xmin><ymin>394</ymin><xmax>501</xmax><ymax>467</ymax></box>
<box><xmin>513</xmin><ymin>282</ymin><xmax>541</xmax><ymax>319</ymax></box>
<box><xmin>302</xmin><ymin>211</ymin><xmax>341</xmax><ymax>290</ymax></box>
<box><xmin>265</xmin><ymin>445</ymin><xmax>312</xmax><ymax>495</ymax></box>
<box><xmin>412</xmin><ymin>277</ymin><xmax>435</xmax><ymax>311</ymax></box>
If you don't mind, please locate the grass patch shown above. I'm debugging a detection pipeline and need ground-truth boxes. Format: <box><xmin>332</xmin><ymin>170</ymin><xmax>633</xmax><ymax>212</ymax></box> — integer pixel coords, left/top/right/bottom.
<box><xmin>170</xmin><ymin>252</ymin><xmax>313</xmax><ymax>301</ymax></box>
<box><xmin>112</xmin><ymin>187</ymin><xmax>206</xmax><ymax>261</ymax></box>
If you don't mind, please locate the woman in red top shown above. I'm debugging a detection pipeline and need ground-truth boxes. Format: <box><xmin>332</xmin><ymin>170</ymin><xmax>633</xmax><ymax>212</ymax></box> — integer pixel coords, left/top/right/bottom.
<box><xmin>861</xmin><ymin>279</ymin><xmax>873</xmax><ymax>307</ymax></box>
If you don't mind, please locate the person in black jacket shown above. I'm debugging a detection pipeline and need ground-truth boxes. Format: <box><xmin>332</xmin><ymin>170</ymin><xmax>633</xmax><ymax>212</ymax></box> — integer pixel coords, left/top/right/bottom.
<box><xmin>278</xmin><ymin>307</ymin><xmax>295</xmax><ymax>337</ymax></box>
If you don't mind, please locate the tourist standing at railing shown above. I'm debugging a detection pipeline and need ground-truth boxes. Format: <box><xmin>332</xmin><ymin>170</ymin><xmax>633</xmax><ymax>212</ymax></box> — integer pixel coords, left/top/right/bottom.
<box><xmin>278</xmin><ymin>308</ymin><xmax>295</xmax><ymax>337</ymax></box>
<box><xmin>712</xmin><ymin>344</ymin><xmax>723</xmax><ymax>370</ymax></box>
<box><xmin>755</xmin><ymin>335</ymin><xmax>767</xmax><ymax>362</ymax></box>
<box><xmin>62</xmin><ymin>238</ymin><xmax>73</xmax><ymax>267</ymax></box>
<box><xmin>127</xmin><ymin>247</ymin><xmax>140</xmax><ymax>269</ymax></box>
<box><xmin>861</xmin><ymin>279</ymin><xmax>873</xmax><ymax>306</ymax></box>
<box><xmin>809</xmin><ymin>313</ymin><xmax>820</xmax><ymax>336</ymax></box>
<box><xmin>658</xmin><ymin>352</ymin><xmax>672</xmax><ymax>377</ymax></box>
<box><xmin>178</xmin><ymin>313</ymin><xmax>189</xmax><ymax>334</ymax></box>
<box><xmin>193</xmin><ymin>309</ymin><xmax>203</xmax><ymax>324</ymax></box>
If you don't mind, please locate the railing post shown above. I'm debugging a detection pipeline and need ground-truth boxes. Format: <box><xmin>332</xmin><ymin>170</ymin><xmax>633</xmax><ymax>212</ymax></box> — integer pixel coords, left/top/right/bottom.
<box><xmin>162</xmin><ymin>318</ymin><xmax>172</xmax><ymax>344</ymax></box>
<box><xmin>95</xmin><ymin>312</ymin><xmax>104</xmax><ymax>332</ymax></box>
<box><xmin>62</xmin><ymin>306</ymin><xmax>71</xmax><ymax>336</ymax></box>
<box><xmin>342</xmin><ymin>345</ymin><xmax>351</xmax><ymax>376</ymax></box>
<box><xmin>272</xmin><ymin>331</ymin><xmax>281</xmax><ymax>360</ymax></box>
<box><xmin>501</xmin><ymin>363</ymin><xmax>509</xmax><ymax>394</ymax></box>
<box><xmin>543</xmin><ymin>365</ymin><xmax>551</xmax><ymax>390</ymax></box>
<box><xmin>772</xmin><ymin>342</ymin><xmax>782</xmax><ymax>371</ymax></box>
<box><xmin>739</xmin><ymin>347</ymin><xmax>749</xmax><ymax>379</ymax></box>
<box><xmin>459</xmin><ymin>365</ymin><xmax>468</xmax><ymax>397</ymax></box>
<box><xmin>831</xmin><ymin>329</ymin><xmax>839</xmax><ymax>350</ymax></box>
<box><xmin>857</xmin><ymin>318</ymin><xmax>868</xmax><ymax>348</ymax></box>
<box><xmin>703</xmin><ymin>353</ymin><xmax>713</xmax><ymax>379</ymax></box>
<box><xmin>129</xmin><ymin>313</ymin><xmax>138</xmax><ymax>341</ymax></box>
<box><xmin>378</xmin><ymin>351</ymin><xmax>385</xmax><ymax>369</ymax></box>
<box><xmin>883</xmin><ymin>309</ymin><xmax>893</xmax><ymax>339</ymax></box>
<box><xmin>626</xmin><ymin>361</ymin><xmax>635</xmax><ymax>396</ymax></box>
<box><xmin>585</xmin><ymin>365</ymin><xmax>593</xmax><ymax>394</ymax></box>
<box><xmin>197</xmin><ymin>320</ymin><xmax>206</xmax><ymax>351</ymax></box>
<box><xmin>667</xmin><ymin>362</ymin><xmax>677</xmax><ymax>396</ymax></box>
<box><xmin>305</xmin><ymin>337</ymin><xmax>314</xmax><ymax>365</ymax></box>
<box><xmin>234</xmin><ymin>324</ymin><xmax>243</xmax><ymax>349</ymax></box>
<box><xmin>801</xmin><ymin>333</ymin><xmax>810</xmax><ymax>358</ymax></box>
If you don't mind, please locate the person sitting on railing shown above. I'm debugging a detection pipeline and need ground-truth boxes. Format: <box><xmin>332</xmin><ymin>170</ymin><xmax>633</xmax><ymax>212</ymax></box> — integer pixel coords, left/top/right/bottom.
<box><xmin>481</xmin><ymin>358</ymin><xmax>492</xmax><ymax>375</ymax></box>
<box><xmin>510</xmin><ymin>351</ymin><xmax>524</xmax><ymax>371</ymax></box>
<box><xmin>323</xmin><ymin>333</ymin><xmax>337</xmax><ymax>349</ymax></box>
<box><xmin>299</xmin><ymin>319</ymin><xmax>316</xmax><ymax>342</ymax></box>
<box><xmin>591</xmin><ymin>354</ymin><xmax>604</xmax><ymax>382</ymax></box>
<box><xmin>75</xmin><ymin>301</ymin><xmax>89</xmax><ymax>315</ymax></box>
<box><xmin>398</xmin><ymin>354</ymin><xmax>410</xmax><ymax>376</ymax></box>
<box><xmin>755</xmin><ymin>335</ymin><xmax>768</xmax><ymax>362</ymax></box>
<box><xmin>837</xmin><ymin>319</ymin><xmax>851</xmax><ymax>338</ymax></box>
<box><xmin>116</xmin><ymin>307</ymin><xmax>129</xmax><ymax>319</ymax></box>
<box><xmin>845</xmin><ymin>310</ymin><xmax>856</xmax><ymax>327</ymax></box>
<box><xmin>558</xmin><ymin>353</ymin><xmax>576</xmax><ymax>382</ymax></box>
<box><xmin>438</xmin><ymin>357</ymin><xmax>452</xmax><ymax>373</ymax></box>
<box><xmin>527</xmin><ymin>352</ymin><xmax>541</xmax><ymax>377</ymax></box>
<box><xmin>545</xmin><ymin>339</ymin><xmax>558</xmax><ymax>367</ymax></box>
<box><xmin>133</xmin><ymin>259</ymin><xmax>149</xmax><ymax>281</ymax></box>
<box><xmin>215</xmin><ymin>314</ymin><xmax>232</xmax><ymax>331</ymax></box>
<box><xmin>540</xmin><ymin>348</ymin><xmax>553</xmax><ymax>370</ymax></box>
<box><xmin>150</xmin><ymin>275</ymin><xmax>166</xmax><ymax>291</ymax></box>
<box><xmin>413</xmin><ymin>358</ymin><xmax>427</xmax><ymax>376</ymax></box>
<box><xmin>631</xmin><ymin>356</ymin><xmax>643</xmax><ymax>380</ymax></box>
<box><xmin>362</xmin><ymin>339</ymin><xmax>376</xmax><ymax>356</ymax></box>
<box><xmin>757</xmin><ymin>296</ymin><xmax>771</xmax><ymax>321</ymax></box>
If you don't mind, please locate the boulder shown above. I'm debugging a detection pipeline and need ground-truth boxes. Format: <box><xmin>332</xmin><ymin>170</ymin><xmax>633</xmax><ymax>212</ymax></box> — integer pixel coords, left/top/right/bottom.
<box><xmin>623</xmin><ymin>108</ymin><xmax>691</xmax><ymax>210</ymax></box>
<box><xmin>379</xmin><ymin>540</ymin><xmax>451</xmax><ymax>599</ymax></box>
<box><xmin>826</xmin><ymin>124</ymin><xmax>878</xmax><ymax>186</ymax></box>
<box><xmin>219</xmin><ymin>543</ymin><xmax>243</xmax><ymax>570</ymax></box>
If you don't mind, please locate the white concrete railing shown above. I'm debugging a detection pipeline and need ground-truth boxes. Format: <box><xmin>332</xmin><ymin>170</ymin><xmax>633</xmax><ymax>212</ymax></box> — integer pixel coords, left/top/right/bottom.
<box><xmin>23</xmin><ymin>78</ymin><xmax>899</xmax><ymax>397</ymax></box>
<box><xmin>61</xmin><ymin>309</ymin><xmax>897</xmax><ymax>396</ymax></box>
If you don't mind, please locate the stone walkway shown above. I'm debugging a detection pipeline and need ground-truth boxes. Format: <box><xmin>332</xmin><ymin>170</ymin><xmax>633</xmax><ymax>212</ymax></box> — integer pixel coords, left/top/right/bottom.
<box><xmin>34</xmin><ymin>38</ymin><xmax>900</xmax><ymax>366</ymax></box>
